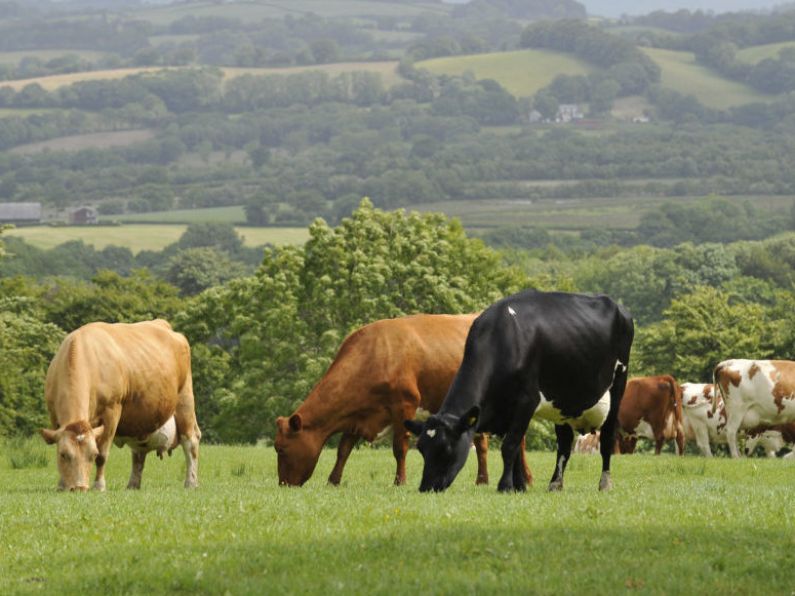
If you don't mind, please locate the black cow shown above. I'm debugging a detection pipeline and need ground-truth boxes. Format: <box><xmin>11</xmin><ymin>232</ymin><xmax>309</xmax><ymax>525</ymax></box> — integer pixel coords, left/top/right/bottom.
<box><xmin>405</xmin><ymin>290</ymin><xmax>634</xmax><ymax>493</ymax></box>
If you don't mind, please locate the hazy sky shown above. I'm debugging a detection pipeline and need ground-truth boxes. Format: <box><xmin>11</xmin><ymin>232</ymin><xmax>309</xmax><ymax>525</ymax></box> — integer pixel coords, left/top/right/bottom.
<box><xmin>581</xmin><ymin>0</ymin><xmax>779</xmax><ymax>17</ymax></box>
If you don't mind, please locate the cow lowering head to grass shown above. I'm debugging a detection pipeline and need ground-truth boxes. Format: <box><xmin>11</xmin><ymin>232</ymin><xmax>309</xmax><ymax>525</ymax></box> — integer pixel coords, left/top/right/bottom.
<box><xmin>406</xmin><ymin>290</ymin><xmax>633</xmax><ymax>493</ymax></box>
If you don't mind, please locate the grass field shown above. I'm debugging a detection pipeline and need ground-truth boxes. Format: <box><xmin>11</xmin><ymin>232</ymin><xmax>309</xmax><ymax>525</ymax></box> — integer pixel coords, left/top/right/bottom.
<box><xmin>0</xmin><ymin>50</ymin><xmax>108</xmax><ymax>66</ymax></box>
<box><xmin>642</xmin><ymin>47</ymin><xmax>773</xmax><ymax>109</ymax></box>
<box><xmin>1</xmin><ymin>441</ymin><xmax>793</xmax><ymax>594</ymax></box>
<box><xmin>736</xmin><ymin>41</ymin><xmax>795</xmax><ymax>64</ymax></box>
<box><xmin>9</xmin><ymin>130</ymin><xmax>154</xmax><ymax>155</ymax></box>
<box><xmin>416</xmin><ymin>49</ymin><xmax>593</xmax><ymax>98</ymax></box>
<box><xmin>5</xmin><ymin>224</ymin><xmax>308</xmax><ymax>252</ymax></box>
<box><xmin>134</xmin><ymin>0</ymin><xmax>449</xmax><ymax>25</ymax></box>
<box><xmin>117</xmin><ymin>206</ymin><xmax>248</xmax><ymax>225</ymax></box>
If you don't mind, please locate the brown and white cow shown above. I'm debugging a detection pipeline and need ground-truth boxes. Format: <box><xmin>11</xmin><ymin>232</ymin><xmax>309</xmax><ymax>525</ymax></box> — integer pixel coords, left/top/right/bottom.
<box><xmin>714</xmin><ymin>359</ymin><xmax>795</xmax><ymax>458</ymax></box>
<box><xmin>40</xmin><ymin>319</ymin><xmax>200</xmax><ymax>491</ymax></box>
<box><xmin>681</xmin><ymin>383</ymin><xmax>727</xmax><ymax>457</ymax></box>
<box><xmin>616</xmin><ymin>375</ymin><xmax>684</xmax><ymax>455</ymax></box>
<box><xmin>744</xmin><ymin>423</ymin><xmax>795</xmax><ymax>457</ymax></box>
<box><xmin>274</xmin><ymin>314</ymin><xmax>532</xmax><ymax>487</ymax></box>
<box><xmin>574</xmin><ymin>432</ymin><xmax>601</xmax><ymax>454</ymax></box>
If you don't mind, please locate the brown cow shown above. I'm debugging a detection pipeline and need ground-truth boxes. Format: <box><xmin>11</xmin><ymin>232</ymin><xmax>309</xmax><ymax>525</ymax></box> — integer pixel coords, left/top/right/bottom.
<box><xmin>274</xmin><ymin>314</ymin><xmax>532</xmax><ymax>487</ymax></box>
<box><xmin>40</xmin><ymin>320</ymin><xmax>200</xmax><ymax>491</ymax></box>
<box><xmin>616</xmin><ymin>375</ymin><xmax>684</xmax><ymax>455</ymax></box>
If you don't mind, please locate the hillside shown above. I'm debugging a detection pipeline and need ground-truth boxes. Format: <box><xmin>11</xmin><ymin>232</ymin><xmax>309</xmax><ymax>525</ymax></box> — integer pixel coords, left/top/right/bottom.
<box><xmin>736</xmin><ymin>41</ymin><xmax>795</xmax><ymax>64</ymax></box>
<box><xmin>417</xmin><ymin>49</ymin><xmax>593</xmax><ymax>97</ymax></box>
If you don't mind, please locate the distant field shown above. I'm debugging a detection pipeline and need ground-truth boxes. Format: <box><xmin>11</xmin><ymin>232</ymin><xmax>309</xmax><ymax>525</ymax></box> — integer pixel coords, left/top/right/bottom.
<box><xmin>0</xmin><ymin>107</ymin><xmax>58</xmax><ymax>118</ymax></box>
<box><xmin>5</xmin><ymin>224</ymin><xmax>308</xmax><ymax>253</ymax></box>
<box><xmin>134</xmin><ymin>0</ymin><xmax>449</xmax><ymax>25</ymax></box>
<box><xmin>118</xmin><ymin>206</ymin><xmax>247</xmax><ymax>224</ymax></box>
<box><xmin>736</xmin><ymin>41</ymin><xmax>795</xmax><ymax>64</ymax></box>
<box><xmin>0</xmin><ymin>50</ymin><xmax>108</xmax><ymax>66</ymax></box>
<box><xmin>0</xmin><ymin>62</ymin><xmax>403</xmax><ymax>92</ymax></box>
<box><xmin>415</xmin><ymin>195</ymin><xmax>795</xmax><ymax>230</ymax></box>
<box><xmin>642</xmin><ymin>47</ymin><xmax>773</xmax><ymax>109</ymax></box>
<box><xmin>417</xmin><ymin>49</ymin><xmax>593</xmax><ymax>98</ymax></box>
<box><xmin>9</xmin><ymin>130</ymin><xmax>154</xmax><ymax>155</ymax></box>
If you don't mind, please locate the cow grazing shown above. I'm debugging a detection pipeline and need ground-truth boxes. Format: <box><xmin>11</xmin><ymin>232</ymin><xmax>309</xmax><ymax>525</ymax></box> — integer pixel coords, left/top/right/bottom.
<box><xmin>40</xmin><ymin>320</ymin><xmax>201</xmax><ymax>491</ymax></box>
<box><xmin>681</xmin><ymin>383</ymin><xmax>726</xmax><ymax>457</ymax></box>
<box><xmin>274</xmin><ymin>314</ymin><xmax>533</xmax><ymax>487</ymax></box>
<box><xmin>574</xmin><ymin>432</ymin><xmax>601</xmax><ymax>454</ymax></box>
<box><xmin>714</xmin><ymin>359</ymin><xmax>795</xmax><ymax>458</ymax></box>
<box><xmin>405</xmin><ymin>290</ymin><xmax>634</xmax><ymax>493</ymax></box>
<box><xmin>744</xmin><ymin>423</ymin><xmax>795</xmax><ymax>457</ymax></box>
<box><xmin>616</xmin><ymin>376</ymin><xmax>684</xmax><ymax>455</ymax></box>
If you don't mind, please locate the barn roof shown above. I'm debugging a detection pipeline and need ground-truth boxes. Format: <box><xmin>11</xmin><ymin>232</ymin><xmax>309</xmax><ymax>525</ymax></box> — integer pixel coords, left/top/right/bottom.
<box><xmin>0</xmin><ymin>202</ymin><xmax>41</xmax><ymax>221</ymax></box>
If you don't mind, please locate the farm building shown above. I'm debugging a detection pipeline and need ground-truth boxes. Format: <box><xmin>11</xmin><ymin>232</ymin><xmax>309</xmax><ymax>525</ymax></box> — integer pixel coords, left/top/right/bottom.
<box><xmin>0</xmin><ymin>202</ymin><xmax>41</xmax><ymax>225</ymax></box>
<box><xmin>70</xmin><ymin>206</ymin><xmax>98</xmax><ymax>225</ymax></box>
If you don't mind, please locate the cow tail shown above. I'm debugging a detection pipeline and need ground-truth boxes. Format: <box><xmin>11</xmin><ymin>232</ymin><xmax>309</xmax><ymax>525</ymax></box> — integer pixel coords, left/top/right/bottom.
<box><xmin>713</xmin><ymin>364</ymin><xmax>726</xmax><ymax>414</ymax></box>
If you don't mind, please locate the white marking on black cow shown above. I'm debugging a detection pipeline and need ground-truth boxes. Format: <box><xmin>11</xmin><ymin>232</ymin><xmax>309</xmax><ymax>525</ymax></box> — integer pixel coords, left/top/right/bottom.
<box><xmin>426</xmin><ymin>429</ymin><xmax>437</xmax><ymax>438</ymax></box>
<box><xmin>534</xmin><ymin>390</ymin><xmax>610</xmax><ymax>433</ymax></box>
<box><xmin>507</xmin><ymin>306</ymin><xmax>517</xmax><ymax>317</ymax></box>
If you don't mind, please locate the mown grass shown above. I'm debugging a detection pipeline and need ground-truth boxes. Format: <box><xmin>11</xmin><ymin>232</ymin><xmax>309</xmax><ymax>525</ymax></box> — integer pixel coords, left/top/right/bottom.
<box><xmin>5</xmin><ymin>224</ymin><xmax>308</xmax><ymax>252</ymax></box>
<box><xmin>736</xmin><ymin>41</ymin><xmax>795</xmax><ymax>64</ymax></box>
<box><xmin>1</xmin><ymin>442</ymin><xmax>793</xmax><ymax>594</ymax></box>
<box><xmin>642</xmin><ymin>47</ymin><xmax>773</xmax><ymax>109</ymax></box>
<box><xmin>417</xmin><ymin>49</ymin><xmax>593</xmax><ymax>98</ymax></box>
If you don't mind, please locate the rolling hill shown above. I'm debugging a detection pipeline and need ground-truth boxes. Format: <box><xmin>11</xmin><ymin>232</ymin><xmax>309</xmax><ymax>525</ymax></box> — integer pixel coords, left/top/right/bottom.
<box><xmin>736</xmin><ymin>41</ymin><xmax>795</xmax><ymax>64</ymax></box>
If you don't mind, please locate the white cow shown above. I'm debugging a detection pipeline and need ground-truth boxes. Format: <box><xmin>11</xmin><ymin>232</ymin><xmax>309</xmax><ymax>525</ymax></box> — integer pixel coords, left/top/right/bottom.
<box><xmin>713</xmin><ymin>359</ymin><xmax>795</xmax><ymax>458</ymax></box>
<box><xmin>681</xmin><ymin>383</ymin><xmax>726</xmax><ymax>457</ymax></box>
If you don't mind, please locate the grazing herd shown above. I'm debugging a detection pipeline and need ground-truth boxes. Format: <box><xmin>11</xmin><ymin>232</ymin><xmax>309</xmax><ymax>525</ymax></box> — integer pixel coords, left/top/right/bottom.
<box><xmin>36</xmin><ymin>290</ymin><xmax>795</xmax><ymax>493</ymax></box>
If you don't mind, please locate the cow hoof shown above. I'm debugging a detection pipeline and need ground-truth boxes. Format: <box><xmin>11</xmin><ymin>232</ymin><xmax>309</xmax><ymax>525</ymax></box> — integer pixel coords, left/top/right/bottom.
<box><xmin>475</xmin><ymin>475</ymin><xmax>489</xmax><ymax>486</ymax></box>
<box><xmin>497</xmin><ymin>482</ymin><xmax>514</xmax><ymax>493</ymax></box>
<box><xmin>184</xmin><ymin>481</ymin><xmax>198</xmax><ymax>489</ymax></box>
<box><xmin>548</xmin><ymin>480</ymin><xmax>563</xmax><ymax>492</ymax></box>
<box><xmin>126</xmin><ymin>483</ymin><xmax>141</xmax><ymax>490</ymax></box>
<box><xmin>93</xmin><ymin>480</ymin><xmax>106</xmax><ymax>492</ymax></box>
<box><xmin>598</xmin><ymin>472</ymin><xmax>612</xmax><ymax>492</ymax></box>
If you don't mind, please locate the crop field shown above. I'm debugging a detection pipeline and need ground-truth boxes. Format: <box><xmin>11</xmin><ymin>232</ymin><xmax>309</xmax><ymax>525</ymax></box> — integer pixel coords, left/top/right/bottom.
<box><xmin>9</xmin><ymin>130</ymin><xmax>155</xmax><ymax>155</ymax></box>
<box><xmin>5</xmin><ymin>224</ymin><xmax>308</xmax><ymax>253</ymax></box>
<box><xmin>1</xmin><ymin>440</ymin><xmax>793</xmax><ymax>594</ymax></box>
<box><xmin>0</xmin><ymin>62</ymin><xmax>403</xmax><ymax>92</ymax></box>
<box><xmin>117</xmin><ymin>206</ymin><xmax>248</xmax><ymax>225</ymax></box>
<box><xmin>0</xmin><ymin>50</ymin><xmax>108</xmax><ymax>66</ymax></box>
<box><xmin>641</xmin><ymin>48</ymin><xmax>773</xmax><ymax>109</ymax></box>
<box><xmin>736</xmin><ymin>41</ymin><xmax>795</xmax><ymax>64</ymax></box>
<box><xmin>416</xmin><ymin>49</ymin><xmax>593</xmax><ymax>98</ymax></box>
<box><xmin>134</xmin><ymin>0</ymin><xmax>449</xmax><ymax>25</ymax></box>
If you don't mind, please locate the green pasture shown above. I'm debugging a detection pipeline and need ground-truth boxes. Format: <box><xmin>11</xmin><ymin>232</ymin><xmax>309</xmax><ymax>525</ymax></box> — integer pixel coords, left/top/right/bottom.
<box><xmin>5</xmin><ymin>224</ymin><xmax>308</xmax><ymax>253</ymax></box>
<box><xmin>0</xmin><ymin>50</ymin><xmax>108</xmax><ymax>66</ymax></box>
<box><xmin>416</xmin><ymin>195</ymin><xmax>795</xmax><ymax>231</ymax></box>
<box><xmin>736</xmin><ymin>41</ymin><xmax>795</xmax><ymax>64</ymax></box>
<box><xmin>642</xmin><ymin>47</ymin><xmax>773</xmax><ymax>109</ymax></box>
<box><xmin>117</xmin><ymin>206</ymin><xmax>247</xmax><ymax>225</ymax></box>
<box><xmin>416</xmin><ymin>49</ymin><xmax>593</xmax><ymax>98</ymax></box>
<box><xmin>134</xmin><ymin>0</ymin><xmax>449</xmax><ymax>25</ymax></box>
<box><xmin>1</xmin><ymin>440</ymin><xmax>793</xmax><ymax>594</ymax></box>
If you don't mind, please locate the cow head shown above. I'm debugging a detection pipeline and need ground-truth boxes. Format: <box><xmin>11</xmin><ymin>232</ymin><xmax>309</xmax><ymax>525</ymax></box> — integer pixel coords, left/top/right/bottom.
<box><xmin>405</xmin><ymin>407</ymin><xmax>479</xmax><ymax>492</ymax></box>
<box><xmin>40</xmin><ymin>421</ymin><xmax>104</xmax><ymax>492</ymax></box>
<box><xmin>274</xmin><ymin>414</ymin><xmax>322</xmax><ymax>486</ymax></box>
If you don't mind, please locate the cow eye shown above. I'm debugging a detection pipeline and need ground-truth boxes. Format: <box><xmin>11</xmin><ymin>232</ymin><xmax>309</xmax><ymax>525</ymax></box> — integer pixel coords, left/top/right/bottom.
<box><xmin>60</xmin><ymin>452</ymin><xmax>70</xmax><ymax>461</ymax></box>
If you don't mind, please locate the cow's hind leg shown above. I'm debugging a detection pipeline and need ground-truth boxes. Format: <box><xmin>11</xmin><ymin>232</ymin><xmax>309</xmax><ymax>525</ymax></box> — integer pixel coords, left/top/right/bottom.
<box><xmin>599</xmin><ymin>364</ymin><xmax>629</xmax><ymax>491</ymax></box>
<box><xmin>174</xmin><ymin>379</ymin><xmax>201</xmax><ymax>488</ymax></box>
<box><xmin>127</xmin><ymin>450</ymin><xmax>147</xmax><ymax>490</ymax></box>
<box><xmin>328</xmin><ymin>433</ymin><xmax>357</xmax><ymax>486</ymax></box>
<box><xmin>548</xmin><ymin>424</ymin><xmax>574</xmax><ymax>492</ymax></box>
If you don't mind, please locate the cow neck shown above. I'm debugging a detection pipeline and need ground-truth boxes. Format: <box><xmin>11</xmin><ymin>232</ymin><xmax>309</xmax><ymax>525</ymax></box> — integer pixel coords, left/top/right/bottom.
<box><xmin>296</xmin><ymin>375</ymin><xmax>353</xmax><ymax>441</ymax></box>
<box><xmin>53</xmin><ymin>400</ymin><xmax>90</xmax><ymax>429</ymax></box>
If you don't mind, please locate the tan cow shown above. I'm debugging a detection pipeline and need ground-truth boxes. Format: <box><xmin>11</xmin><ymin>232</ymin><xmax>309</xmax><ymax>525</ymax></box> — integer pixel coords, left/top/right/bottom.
<box><xmin>275</xmin><ymin>314</ymin><xmax>533</xmax><ymax>487</ymax></box>
<box><xmin>616</xmin><ymin>375</ymin><xmax>685</xmax><ymax>455</ymax></box>
<box><xmin>40</xmin><ymin>319</ymin><xmax>201</xmax><ymax>491</ymax></box>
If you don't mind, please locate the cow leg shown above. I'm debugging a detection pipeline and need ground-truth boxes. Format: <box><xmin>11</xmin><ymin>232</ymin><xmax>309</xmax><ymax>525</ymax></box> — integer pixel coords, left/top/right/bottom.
<box><xmin>675</xmin><ymin>425</ymin><xmax>685</xmax><ymax>456</ymax></box>
<box><xmin>94</xmin><ymin>407</ymin><xmax>121</xmax><ymax>492</ymax></box>
<box><xmin>127</xmin><ymin>450</ymin><xmax>147</xmax><ymax>490</ymax></box>
<box><xmin>654</xmin><ymin>434</ymin><xmax>665</xmax><ymax>455</ymax></box>
<box><xmin>392</xmin><ymin>428</ymin><xmax>409</xmax><ymax>486</ymax></box>
<box><xmin>724</xmin><ymin>408</ymin><xmax>746</xmax><ymax>459</ymax></box>
<box><xmin>328</xmin><ymin>433</ymin><xmax>357</xmax><ymax>486</ymax></box>
<box><xmin>175</xmin><ymin>380</ymin><xmax>201</xmax><ymax>488</ymax></box>
<box><xmin>548</xmin><ymin>424</ymin><xmax>574</xmax><ymax>492</ymax></box>
<box><xmin>599</xmin><ymin>364</ymin><xmax>629</xmax><ymax>491</ymax></box>
<box><xmin>519</xmin><ymin>434</ymin><xmax>533</xmax><ymax>486</ymax></box>
<box><xmin>497</xmin><ymin>391</ymin><xmax>539</xmax><ymax>493</ymax></box>
<box><xmin>694</xmin><ymin>424</ymin><xmax>713</xmax><ymax>457</ymax></box>
<box><xmin>474</xmin><ymin>433</ymin><xmax>489</xmax><ymax>485</ymax></box>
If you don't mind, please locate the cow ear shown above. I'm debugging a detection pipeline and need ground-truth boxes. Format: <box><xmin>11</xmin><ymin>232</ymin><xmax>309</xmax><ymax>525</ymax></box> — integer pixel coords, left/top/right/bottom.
<box><xmin>40</xmin><ymin>428</ymin><xmax>59</xmax><ymax>445</ymax></box>
<box><xmin>404</xmin><ymin>419</ymin><xmax>425</xmax><ymax>436</ymax></box>
<box><xmin>289</xmin><ymin>414</ymin><xmax>303</xmax><ymax>433</ymax></box>
<box><xmin>92</xmin><ymin>425</ymin><xmax>105</xmax><ymax>440</ymax></box>
<box><xmin>455</xmin><ymin>406</ymin><xmax>480</xmax><ymax>435</ymax></box>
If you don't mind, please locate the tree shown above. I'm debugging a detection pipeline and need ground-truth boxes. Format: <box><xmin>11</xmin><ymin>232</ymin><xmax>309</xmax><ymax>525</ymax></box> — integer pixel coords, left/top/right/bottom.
<box><xmin>165</xmin><ymin>247</ymin><xmax>248</xmax><ymax>296</ymax></box>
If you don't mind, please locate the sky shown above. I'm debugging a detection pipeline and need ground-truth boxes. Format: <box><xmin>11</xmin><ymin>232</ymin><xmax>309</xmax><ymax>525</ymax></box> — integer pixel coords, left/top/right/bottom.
<box><xmin>442</xmin><ymin>0</ymin><xmax>782</xmax><ymax>17</ymax></box>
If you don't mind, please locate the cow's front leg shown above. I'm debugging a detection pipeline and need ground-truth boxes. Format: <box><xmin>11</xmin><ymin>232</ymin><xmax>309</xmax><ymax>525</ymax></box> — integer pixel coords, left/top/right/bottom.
<box><xmin>392</xmin><ymin>428</ymin><xmax>409</xmax><ymax>486</ymax></box>
<box><xmin>127</xmin><ymin>450</ymin><xmax>147</xmax><ymax>490</ymax></box>
<box><xmin>474</xmin><ymin>433</ymin><xmax>489</xmax><ymax>485</ymax></box>
<box><xmin>548</xmin><ymin>424</ymin><xmax>574</xmax><ymax>492</ymax></box>
<box><xmin>94</xmin><ymin>408</ymin><xmax>121</xmax><ymax>492</ymax></box>
<box><xmin>328</xmin><ymin>433</ymin><xmax>357</xmax><ymax>486</ymax></box>
<box><xmin>498</xmin><ymin>393</ymin><xmax>538</xmax><ymax>493</ymax></box>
